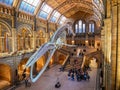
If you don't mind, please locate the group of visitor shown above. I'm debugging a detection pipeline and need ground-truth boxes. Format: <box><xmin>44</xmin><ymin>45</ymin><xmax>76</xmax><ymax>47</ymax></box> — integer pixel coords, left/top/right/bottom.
<box><xmin>67</xmin><ymin>67</ymin><xmax>90</xmax><ymax>81</ymax></box>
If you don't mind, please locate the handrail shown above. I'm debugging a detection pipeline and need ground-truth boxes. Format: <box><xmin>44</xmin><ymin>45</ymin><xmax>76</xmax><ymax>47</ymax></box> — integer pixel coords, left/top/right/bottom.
<box><xmin>62</xmin><ymin>55</ymin><xmax>69</xmax><ymax>66</ymax></box>
<box><xmin>81</xmin><ymin>55</ymin><xmax>86</xmax><ymax>69</ymax></box>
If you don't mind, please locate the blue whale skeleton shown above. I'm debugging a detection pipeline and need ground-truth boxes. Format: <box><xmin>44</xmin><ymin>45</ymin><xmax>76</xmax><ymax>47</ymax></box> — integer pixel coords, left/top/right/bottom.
<box><xmin>25</xmin><ymin>23</ymin><xmax>75</xmax><ymax>82</ymax></box>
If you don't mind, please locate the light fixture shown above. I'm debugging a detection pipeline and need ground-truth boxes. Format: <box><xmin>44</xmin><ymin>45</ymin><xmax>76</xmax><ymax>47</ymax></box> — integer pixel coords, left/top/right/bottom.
<box><xmin>72</xmin><ymin>40</ymin><xmax>74</xmax><ymax>45</ymax></box>
<box><xmin>85</xmin><ymin>40</ymin><xmax>88</xmax><ymax>43</ymax></box>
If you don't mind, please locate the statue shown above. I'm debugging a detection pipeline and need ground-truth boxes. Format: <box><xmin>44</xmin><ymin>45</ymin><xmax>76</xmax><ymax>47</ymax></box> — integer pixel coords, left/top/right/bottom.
<box><xmin>25</xmin><ymin>22</ymin><xmax>75</xmax><ymax>82</ymax></box>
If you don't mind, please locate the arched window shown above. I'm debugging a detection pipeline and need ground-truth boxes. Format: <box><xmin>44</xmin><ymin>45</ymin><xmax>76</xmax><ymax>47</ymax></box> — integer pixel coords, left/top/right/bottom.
<box><xmin>38</xmin><ymin>3</ymin><xmax>53</xmax><ymax>19</ymax></box>
<box><xmin>36</xmin><ymin>30</ymin><xmax>46</xmax><ymax>48</ymax></box>
<box><xmin>17</xmin><ymin>28</ymin><xmax>33</xmax><ymax>50</ymax></box>
<box><xmin>20</xmin><ymin>0</ymin><xmax>40</xmax><ymax>14</ymax></box>
<box><xmin>75</xmin><ymin>20</ymin><xmax>86</xmax><ymax>33</ymax></box>
<box><xmin>50</xmin><ymin>10</ymin><xmax>61</xmax><ymax>23</ymax></box>
<box><xmin>89</xmin><ymin>22</ymin><xmax>95</xmax><ymax>33</ymax></box>
<box><xmin>0</xmin><ymin>24</ymin><xmax>11</xmax><ymax>53</ymax></box>
<box><xmin>78</xmin><ymin>20</ymin><xmax>82</xmax><ymax>33</ymax></box>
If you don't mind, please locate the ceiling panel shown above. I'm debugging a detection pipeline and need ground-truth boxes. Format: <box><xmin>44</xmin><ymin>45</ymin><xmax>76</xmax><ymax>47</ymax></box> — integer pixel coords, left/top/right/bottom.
<box><xmin>45</xmin><ymin>0</ymin><xmax>103</xmax><ymax>24</ymax></box>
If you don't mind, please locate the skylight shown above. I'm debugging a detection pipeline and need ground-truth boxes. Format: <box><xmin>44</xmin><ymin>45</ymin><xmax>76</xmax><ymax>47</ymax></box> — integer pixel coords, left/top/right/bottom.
<box><xmin>20</xmin><ymin>0</ymin><xmax>40</xmax><ymax>14</ymax></box>
<box><xmin>39</xmin><ymin>3</ymin><xmax>53</xmax><ymax>19</ymax></box>
<box><xmin>59</xmin><ymin>16</ymin><xmax>66</xmax><ymax>25</ymax></box>
<box><xmin>0</xmin><ymin>0</ymin><xmax>13</xmax><ymax>6</ymax></box>
<box><xmin>24</xmin><ymin>0</ymin><xmax>39</xmax><ymax>7</ymax></box>
<box><xmin>50</xmin><ymin>11</ymin><xmax>61</xmax><ymax>22</ymax></box>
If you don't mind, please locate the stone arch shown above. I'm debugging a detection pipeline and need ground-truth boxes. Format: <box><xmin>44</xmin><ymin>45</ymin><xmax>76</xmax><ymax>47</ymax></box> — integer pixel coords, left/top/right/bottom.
<box><xmin>0</xmin><ymin>63</ymin><xmax>12</xmax><ymax>82</ymax></box>
<box><xmin>0</xmin><ymin>63</ymin><xmax>11</xmax><ymax>89</ymax></box>
<box><xmin>36</xmin><ymin>29</ymin><xmax>46</xmax><ymax>47</ymax></box>
<box><xmin>0</xmin><ymin>20</ymin><xmax>12</xmax><ymax>53</ymax></box>
<box><xmin>0</xmin><ymin>19</ymin><xmax>12</xmax><ymax>36</ymax></box>
<box><xmin>16</xmin><ymin>24</ymin><xmax>33</xmax><ymax>50</ymax></box>
<box><xmin>87</xmin><ymin>19</ymin><xmax>98</xmax><ymax>31</ymax></box>
<box><xmin>88</xmin><ymin>20</ymin><xmax>96</xmax><ymax>24</ymax></box>
<box><xmin>17</xmin><ymin>58</ymin><xmax>30</xmax><ymax>80</ymax></box>
<box><xmin>17</xmin><ymin>24</ymin><xmax>33</xmax><ymax>35</ymax></box>
<box><xmin>58</xmin><ymin>54</ymin><xmax>66</xmax><ymax>65</ymax></box>
<box><xmin>36</xmin><ymin>56</ymin><xmax>45</xmax><ymax>72</ymax></box>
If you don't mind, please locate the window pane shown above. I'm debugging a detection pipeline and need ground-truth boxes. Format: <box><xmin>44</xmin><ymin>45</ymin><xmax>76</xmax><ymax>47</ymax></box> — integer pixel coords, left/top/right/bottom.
<box><xmin>27</xmin><ymin>0</ymin><xmax>33</xmax><ymax>4</ymax></box>
<box><xmin>59</xmin><ymin>21</ymin><xmax>63</xmax><ymax>25</ymax></box>
<box><xmin>50</xmin><ymin>17</ymin><xmax>56</xmax><ymax>22</ymax></box>
<box><xmin>83</xmin><ymin>24</ymin><xmax>85</xmax><ymax>33</ymax></box>
<box><xmin>89</xmin><ymin>24</ymin><xmax>92</xmax><ymax>32</ymax></box>
<box><xmin>61</xmin><ymin>16</ymin><xmax>66</xmax><ymax>21</ymax></box>
<box><xmin>20</xmin><ymin>1</ymin><xmax>25</xmax><ymax>10</ymax></box>
<box><xmin>39</xmin><ymin>11</ymin><xmax>48</xmax><ymax>19</ymax></box>
<box><xmin>39</xmin><ymin>3</ymin><xmax>53</xmax><ymax>19</ymax></box>
<box><xmin>54</xmin><ymin>11</ymin><xmax>60</xmax><ymax>18</ymax></box>
<box><xmin>0</xmin><ymin>0</ymin><xmax>13</xmax><ymax>6</ymax></box>
<box><xmin>42</xmin><ymin>4</ymin><xmax>52</xmax><ymax>13</ymax></box>
<box><xmin>79</xmin><ymin>20</ymin><xmax>82</xmax><ymax>33</ymax></box>
<box><xmin>33</xmin><ymin>0</ymin><xmax>40</xmax><ymax>6</ymax></box>
<box><xmin>26</xmin><ymin>4</ymin><xmax>30</xmax><ymax>11</ymax></box>
<box><xmin>92</xmin><ymin>24</ymin><xmax>94</xmax><ymax>32</ymax></box>
<box><xmin>31</xmin><ymin>7</ymin><xmax>35</xmax><ymax>13</ymax></box>
<box><xmin>20</xmin><ymin>1</ymin><xmax>35</xmax><ymax>14</ymax></box>
<box><xmin>23</xmin><ymin>0</ymin><xmax>39</xmax><ymax>7</ymax></box>
<box><xmin>75</xmin><ymin>24</ymin><xmax>78</xmax><ymax>33</ymax></box>
<box><xmin>59</xmin><ymin>16</ymin><xmax>66</xmax><ymax>25</ymax></box>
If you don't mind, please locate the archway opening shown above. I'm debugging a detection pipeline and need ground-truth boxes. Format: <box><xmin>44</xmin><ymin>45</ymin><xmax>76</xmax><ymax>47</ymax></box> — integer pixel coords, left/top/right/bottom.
<box><xmin>58</xmin><ymin>54</ymin><xmax>66</xmax><ymax>65</ymax></box>
<box><xmin>0</xmin><ymin>23</ymin><xmax>11</xmax><ymax>54</ymax></box>
<box><xmin>36</xmin><ymin>56</ymin><xmax>45</xmax><ymax>73</ymax></box>
<box><xmin>18</xmin><ymin>58</ymin><xmax>30</xmax><ymax>80</ymax></box>
<box><xmin>36</xmin><ymin>30</ymin><xmax>46</xmax><ymax>48</ymax></box>
<box><xmin>0</xmin><ymin>64</ymin><xmax>11</xmax><ymax>89</ymax></box>
<box><xmin>17</xmin><ymin>28</ymin><xmax>33</xmax><ymax>51</ymax></box>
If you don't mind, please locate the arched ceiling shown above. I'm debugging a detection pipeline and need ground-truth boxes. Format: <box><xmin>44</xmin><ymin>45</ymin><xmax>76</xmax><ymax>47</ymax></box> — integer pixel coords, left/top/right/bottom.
<box><xmin>0</xmin><ymin>0</ymin><xmax>104</xmax><ymax>26</ymax></box>
<box><xmin>45</xmin><ymin>0</ymin><xmax>104</xmax><ymax>25</ymax></box>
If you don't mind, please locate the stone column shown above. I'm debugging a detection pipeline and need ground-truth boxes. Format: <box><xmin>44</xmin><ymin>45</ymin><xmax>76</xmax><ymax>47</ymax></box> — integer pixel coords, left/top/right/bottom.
<box><xmin>101</xmin><ymin>27</ymin><xmax>105</xmax><ymax>88</ymax></box>
<box><xmin>33</xmin><ymin>16</ymin><xmax>36</xmax><ymax>50</ymax></box>
<box><xmin>0</xmin><ymin>25</ymin><xmax>2</xmax><ymax>52</ymax></box>
<box><xmin>32</xmin><ymin>31</ymin><xmax>36</xmax><ymax>50</ymax></box>
<box><xmin>116</xmin><ymin>3</ymin><xmax>120</xmax><ymax>90</ymax></box>
<box><xmin>11</xmin><ymin>7</ymin><xmax>17</xmax><ymax>53</ymax></box>
<box><xmin>11</xmin><ymin>28</ymin><xmax>16</xmax><ymax>52</ymax></box>
<box><xmin>111</xmin><ymin>2</ymin><xmax>120</xmax><ymax>90</ymax></box>
<box><xmin>103</xmin><ymin>18</ymin><xmax>112</xmax><ymax>90</ymax></box>
<box><xmin>85</xmin><ymin>22</ymin><xmax>89</xmax><ymax>47</ymax></box>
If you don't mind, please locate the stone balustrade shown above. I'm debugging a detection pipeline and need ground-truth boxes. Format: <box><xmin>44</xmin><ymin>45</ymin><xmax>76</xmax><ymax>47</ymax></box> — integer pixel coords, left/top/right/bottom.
<box><xmin>0</xmin><ymin>6</ymin><xmax>13</xmax><ymax>15</ymax></box>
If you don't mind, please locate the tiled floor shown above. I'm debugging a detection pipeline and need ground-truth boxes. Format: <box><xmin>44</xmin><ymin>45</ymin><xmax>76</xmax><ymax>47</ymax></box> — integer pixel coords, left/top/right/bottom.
<box><xmin>16</xmin><ymin>60</ymin><xmax>97</xmax><ymax>90</ymax></box>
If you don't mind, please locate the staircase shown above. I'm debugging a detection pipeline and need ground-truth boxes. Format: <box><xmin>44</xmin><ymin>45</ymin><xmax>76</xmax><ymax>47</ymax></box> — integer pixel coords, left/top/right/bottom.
<box><xmin>58</xmin><ymin>47</ymin><xmax>102</xmax><ymax>72</ymax></box>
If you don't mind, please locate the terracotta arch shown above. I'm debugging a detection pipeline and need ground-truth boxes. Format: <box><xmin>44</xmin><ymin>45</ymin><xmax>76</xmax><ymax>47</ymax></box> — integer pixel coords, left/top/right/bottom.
<box><xmin>17</xmin><ymin>25</ymin><xmax>33</xmax><ymax>50</ymax></box>
<box><xmin>0</xmin><ymin>19</ymin><xmax>12</xmax><ymax>36</ymax></box>
<box><xmin>17</xmin><ymin>24</ymin><xmax>33</xmax><ymax>35</ymax></box>
<box><xmin>36</xmin><ymin>56</ymin><xmax>45</xmax><ymax>72</ymax></box>
<box><xmin>58</xmin><ymin>54</ymin><xmax>66</xmax><ymax>65</ymax></box>
<box><xmin>36</xmin><ymin>29</ymin><xmax>46</xmax><ymax>47</ymax></box>
<box><xmin>0</xmin><ymin>63</ymin><xmax>11</xmax><ymax>82</ymax></box>
<box><xmin>17</xmin><ymin>58</ymin><xmax>30</xmax><ymax>80</ymax></box>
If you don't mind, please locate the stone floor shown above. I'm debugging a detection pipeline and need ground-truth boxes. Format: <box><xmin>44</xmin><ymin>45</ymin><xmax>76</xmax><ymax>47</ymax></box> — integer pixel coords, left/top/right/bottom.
<box><xmin>16</xmin><ymin>60</ymin><xmax>97</xmax><ymax>90</ymax></box>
